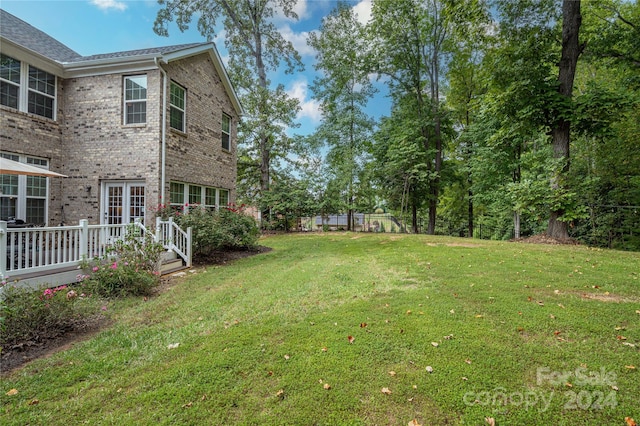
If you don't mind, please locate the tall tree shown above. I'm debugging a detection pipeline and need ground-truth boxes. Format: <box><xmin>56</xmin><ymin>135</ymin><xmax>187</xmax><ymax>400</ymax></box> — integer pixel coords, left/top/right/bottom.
<box><xmin>547</xmin><ymin>0</ymin><xmax>583</xmax><ymax>239</ymax></box>
<box><xmin>308</xmin><ymin>3</ymin><xmax>375</xmax><ymax>230</ymax></box>
<box><xmin>154</xmin><ymin>0</ymin><xmax>303</xmax><ymax>200</ymax></box>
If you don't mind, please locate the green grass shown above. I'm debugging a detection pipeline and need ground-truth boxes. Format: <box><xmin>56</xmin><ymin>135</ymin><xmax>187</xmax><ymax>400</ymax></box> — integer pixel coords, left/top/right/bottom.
<box><xmin>2</xmin><ymin>233</ymin><xmax>639</xmax><ymax>425</ymax></box>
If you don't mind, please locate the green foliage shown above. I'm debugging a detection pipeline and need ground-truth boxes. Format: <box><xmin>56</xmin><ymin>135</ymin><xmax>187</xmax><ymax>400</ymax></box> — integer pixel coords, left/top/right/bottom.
<box><xmin>175</xmin><ymin>207</ymin><xmax>260</xmax><ymax>258</ymax></box>
<box><xmin>0</xmin><ymin>284</ymin><xmax>95</xmax><ymax>347</ymax></box>
<box><xmin>2</xmin><ymin>234</ymin><xmax>639</xmax><ymax>424</ymax></box>
<box><xmin>81</xmin><ymin>227</ymin><xmax>164</xmax><ymax>298</ymax></box>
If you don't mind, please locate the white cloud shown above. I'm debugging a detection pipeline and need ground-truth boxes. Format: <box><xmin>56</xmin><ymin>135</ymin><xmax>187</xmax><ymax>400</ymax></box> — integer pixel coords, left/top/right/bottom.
<box><xmin>286</xmin><ymin>79</ymin><xmax>321</xmax><ymax>123</ymax></box>
<box><xmin>90</xmin><ymin>0</ymin><xmax>127</xmax><ymax>12</ymax></box>
<box><xmin>352</xmin><ymin>0</ymin><xmax>372</xmax><ymax>25</ymax></box>
<box><xmin>274</xmin><ymin>0</ymin><xmax>310</xmax><ymax>22</ymax></box>
<box><xmin>279</xmin><ymin>24</ymin><xmax>317</xmax><ymax>57</ymax></box>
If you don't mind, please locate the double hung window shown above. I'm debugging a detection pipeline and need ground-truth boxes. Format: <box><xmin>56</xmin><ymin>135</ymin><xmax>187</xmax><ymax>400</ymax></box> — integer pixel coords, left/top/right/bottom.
<box><xmin>124</xmin><ymin>75</ymin><xmax>147</xmax><ymax>124</ymax></box>
<box><xmin>1</xmin><ymin>53</ymin><xmax>56</xmax><ymax>119</ymax></box>
<box><xmin>170</xmin><ymin>82</ymin><xmax>186</xmax><ymax>132</ymax></box>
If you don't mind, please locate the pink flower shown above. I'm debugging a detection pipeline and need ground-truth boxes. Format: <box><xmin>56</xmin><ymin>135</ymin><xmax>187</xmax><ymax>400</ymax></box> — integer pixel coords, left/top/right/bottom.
<box><xmin>111</xmin><ymin>262</ymin><xmax>118</xmax><ymax>269</ymax></box>
<box><xmin>101</xmin><ymin>305</ymin><xmax>108</xmax><ymax>311</ymax></box>
<box><xmin>92</xmin><ymin>266</ymin><xmax>99</xmax><ymax>272</ymax></box>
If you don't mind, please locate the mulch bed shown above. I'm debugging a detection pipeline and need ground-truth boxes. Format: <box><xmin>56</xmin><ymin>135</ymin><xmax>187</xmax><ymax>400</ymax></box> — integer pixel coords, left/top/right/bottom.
<box><xmin>1</xmin><ymin>246</ymin><xmax>272</xmax><ymax>375</ymax></box>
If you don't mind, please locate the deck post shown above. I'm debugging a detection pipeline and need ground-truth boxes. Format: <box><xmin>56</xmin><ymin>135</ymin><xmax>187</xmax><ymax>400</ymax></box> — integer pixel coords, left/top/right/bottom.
<box><xmin>155</xmin><ymin>217</ymin><xmax>162</xmax><ymax>245</ymax></box>
<box><xmin>186</xmin><ymin>226</ymin><xmax>192</xmax><ymax>267</ymax></box>
<box><xmin>0</xmin><ymin>221</ymin><xmax>7</xmax><ymax>280</ymax></box>
<box><xmin>79</xmin><ymin>219</ymin><xmax>89</xmax><ymax>260</ymax></box>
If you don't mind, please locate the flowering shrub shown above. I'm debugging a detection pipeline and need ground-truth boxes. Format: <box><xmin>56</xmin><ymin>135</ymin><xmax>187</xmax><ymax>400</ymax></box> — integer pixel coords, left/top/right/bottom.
<box><xmin>80</xmin><ymin>225</ymin><xmax>164</xmax><ymax>298</ymax></box>
<box><xmin>173</xmin><ymin>206</ymin><xmax>260</xmax><ymax>260</ymax></box>
<box><xmin>0</xmin><ymin>284</ymin><xmax>95</xmax><ymax>347</ymax></box>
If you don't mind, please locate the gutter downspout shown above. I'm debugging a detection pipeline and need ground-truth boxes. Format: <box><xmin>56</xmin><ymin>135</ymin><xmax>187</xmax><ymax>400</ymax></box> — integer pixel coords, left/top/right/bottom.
<box><xmin>155</xmin><ymin>57</ymin><xmax>167</xmax><ymax>207</ymax></box>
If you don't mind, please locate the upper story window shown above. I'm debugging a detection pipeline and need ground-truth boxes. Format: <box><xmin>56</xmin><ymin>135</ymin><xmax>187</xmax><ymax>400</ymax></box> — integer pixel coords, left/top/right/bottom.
<box><xmin>221</xmin><ymin>113</ymin><xmax>231</xmax><ymax>151</ymax></box>
<box><xmin>124</xmin><ymin>75</ymin><xmax>147</xmax><ymax>124</ymax></box>
<box><xmin>1</xmin><ymin>54</ymin><xmax>56</xmax><ymax>120</ymax></box>
<box><xmin>0</xmin><ymin>54</ymin><xmax>20</xmax><ymax>109</ymax></box>
<box><xmin>28</xmin><ymin>66</ymin><xmax>55</xmax><ymax>119</ymax></box>
<box><xmin>170</xmin><ymin>82</ymin><xmax>186</xmax><ymax>132</ymax></box>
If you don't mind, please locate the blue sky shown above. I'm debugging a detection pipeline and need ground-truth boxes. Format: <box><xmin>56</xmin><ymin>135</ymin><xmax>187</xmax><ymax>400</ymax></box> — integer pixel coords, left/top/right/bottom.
<box><xmin>1</xmin><ymin>0</ymin><xmax>390</xmax><ymax>137</ymax></box>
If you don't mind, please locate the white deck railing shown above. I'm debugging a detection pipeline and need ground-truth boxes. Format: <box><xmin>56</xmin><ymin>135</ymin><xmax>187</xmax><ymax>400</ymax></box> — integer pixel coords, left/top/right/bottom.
<box><xmin>155</xmin><ymin>217</ymin><xmax>192</xmax><ymax>268</ymax></box>
<box><xmin>0</xmin><ymin>219</ymin><xmax>191</xmax><ymax>281</ymax></box>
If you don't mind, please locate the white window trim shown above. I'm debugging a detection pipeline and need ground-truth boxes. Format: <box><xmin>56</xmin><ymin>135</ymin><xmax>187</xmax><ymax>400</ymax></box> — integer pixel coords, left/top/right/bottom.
<box><xmin>170</xmin><ymin>81</ymin><xmax>186</xmax><ymax>133</ymax></box>
<box><xmin>221</xmin><ymin>113</ymin><xmax>231</xmax><ymax>151</ymax></box>
<box><xmin>169</xmin><ymin>181</ymin><xmax>230</xmax><ymax>212</ymax></box>
<box><xmin>0</xmin><ymin>55</ymin><xmax>57</xmax><ymax>120</ymax></box>
<box><xmin>123</xmin><ymin>75</ymin><xmax>147</xmax><ymax>125</ymax></box>
<box><xmin>0</xmin><ymin>152</ymin><xmax>50</xmax><ymax>224</ymax></box>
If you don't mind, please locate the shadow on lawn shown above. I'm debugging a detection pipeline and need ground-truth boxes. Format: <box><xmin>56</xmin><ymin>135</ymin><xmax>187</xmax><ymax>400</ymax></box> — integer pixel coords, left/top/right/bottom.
<box><xmin>0</xmin><ymin>246</ymin><xmax>272</xmax><ymax>375</ymax></box>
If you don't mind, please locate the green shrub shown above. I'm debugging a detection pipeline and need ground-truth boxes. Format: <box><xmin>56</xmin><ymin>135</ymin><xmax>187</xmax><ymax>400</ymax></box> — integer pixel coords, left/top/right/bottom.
<box><xmin>0</xmin><ymin>284</ymin><xmax>95</xmax><ymax>347</ymax></box>
<box><xmin>175</xmin><ymin>207</ymin><xmax>260</xmax><ymax>259</ymax></box>
<box><xmin>81</xmin><ymin>226</ymin><xmax>163</xmax><ymax>298</ymax></box>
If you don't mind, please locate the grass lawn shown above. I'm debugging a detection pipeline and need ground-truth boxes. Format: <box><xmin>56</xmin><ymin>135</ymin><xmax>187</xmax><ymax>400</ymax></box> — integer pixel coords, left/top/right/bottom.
<box><xmin>1</xmin><ymin>233</ymin><xmax>639</xmax><ymax>425</ymax></box>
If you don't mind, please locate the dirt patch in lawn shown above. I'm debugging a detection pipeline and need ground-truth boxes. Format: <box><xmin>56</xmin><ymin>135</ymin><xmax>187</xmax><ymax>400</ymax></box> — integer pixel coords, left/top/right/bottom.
<box><xmin>512</xmin><ymin>234</ymin><xmax>580</xmax><ymax>245</ymax></box>
<box><xmin>1</xmin><ymin>246</ymin><xmax>272</xmax><ymax>375</ymax></box>
<box><xmin>579</xmin><ymin>292</ymin><xmax>640</xmax><ymax>303</ymax></box>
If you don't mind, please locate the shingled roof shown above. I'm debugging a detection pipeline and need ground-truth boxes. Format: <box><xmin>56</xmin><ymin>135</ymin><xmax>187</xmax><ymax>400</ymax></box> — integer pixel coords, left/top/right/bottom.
<box><xmin>0</xmin><ymin>9</ymin><xmax>207</xmax><ymax>65</ymax></box>
<box><xmin>73</xmin><ymin>43</ymin><xmax>208</xmax><ymax>63</ymax></box>
<box><xmin>0</xmin><ymin>9</ymin><xmax>81</xmax><ymax>62</ymax></box>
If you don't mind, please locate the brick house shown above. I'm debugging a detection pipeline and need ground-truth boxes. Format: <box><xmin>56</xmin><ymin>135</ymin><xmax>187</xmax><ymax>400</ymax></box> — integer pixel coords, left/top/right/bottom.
<box><xmin>0</xmin><ymin>9</ymin><xmax>242</xmax><ymax>228</ymax></box>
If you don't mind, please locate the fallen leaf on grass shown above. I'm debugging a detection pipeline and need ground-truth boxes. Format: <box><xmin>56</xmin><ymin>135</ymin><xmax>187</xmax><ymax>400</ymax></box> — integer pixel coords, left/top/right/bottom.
<box><xmin>381</xmin><ymin>387</ymin><xmax>392</xmax><ymax>395</ymax></box>
<box><xmin>625</xmin><ymin>417</ymin><xmax>637</xmax><ymax>426</ymax></box>
<box><xmin>550</xmin><ymin>314</ymin><xmax>556</xmax><ymax>319</ymax></box>
<box><xmin>406</xmin><ymin>310</ymin><xmax>412</xmax><ymax>315</ymax></box>
<box><xmin>6</xmin><ymin>389</ymin><xmax>18</xmax><ymax>396</ymax></box>
<box><xmin>449</xmin><ymin>309</ymin><xmax>455</xmax><ymax>314</ymax></box>
<box><xmin>276</xmin><ymin>389</ymin><xmax>285</xmax><ymax>398</ymax></box>
<box><xmin>554</xmin><ymin>331</ymin><xmax>562</xmax><ymax>336</ymax></box>
<box><xmin>615</xmin><ymin>326</ymin><xmax>626</xmax><ymax>331</ymax></box>
<box><xmin>462</xmin><ymin>377</ymin><xmax>468</xmax><ymax>381</ymax></box>
<box><xmin>636</xmin><ymin>310</ymin><xmax>640</xmax><ymax>315</ymax></box>
<box><xmin>201</xmin><ymin>394</ymin><xmax>207</xmax><ymax>401</ymax></box>
<box><xmin>28</xmin><ymin>399</ymin><xmax>39</xmax><ymax>405</ymax></box>
<box><xmin>408</xmin><ymin>419</ymin><xmax>422</xmax><ymax>426</ymax></box>
<box><xmin>426</xmin><ymin>366</ymin><xmax>434</xmax><ymax>373</ymax></box>
<box><xmin>625</xmin><ymin>365</ymin><xmax>636</xmax><ymax>370</ymax></box>
<box><xmin>465</xmin><ymin>359</ymin><xmax>472</xmax><ymax>364</ymax></box>
<box><xmin>475</xmin><ymin>314</ymin><xmax>483</xmax><ymax>318</ymax></box>
<box><xmin>536</xmin><ymin>301</ymin><xmax>545</xmax><ymax>306</ymax></box>
<box><xmin>284</xmin><ymin>354</ymin><xmax>290</xmax><ymax>360</ymax></box>
<box><xmin>431</xmin><ymin>342</ymin><xmax>439</xmax><ymax>347</ymax></box>
<box><xmin>323</xmin><ymin>383</ymin><xmax>331</xmax><ymax>390</ymax></box>
<box><xmin>622</xmin><ymin>342</ymin><xmax>636</xmax><ymax>348</ymax></box>
<box><xmin>182</xmin><ymin>402</ymin><xmax>193</xmax><ymax>408</ymax></box>
<box><xmin>444</xmin><ymin>334</ymin><xmax>453</xmax><ymax>340</ymax></box>
<box><xmin>389</xmin><ymin>371</ymin><xmax>396</xmax><ymax>377</ymax></box>
<box><xmin>485</xmin><ymin>417</ymin><xmax>495</xmax><ymax>426</ymax></box>
<box><xmin>348</xmin><ymin>336</ymin><xmax>355</xmax><ymax>344</ymax></box>
<box><xmin>566</xmin><ymin>382</ymin><xmax>573</xmax><ymax>387</ymax></box>
<box><xmin>617</xmin><ymin>335</ymin><xmax>627</xmax><ymax>340</ymax></box>
<box><xmin>558</xmin><ymin>304</ymin><xmax>566</xmax><ymax>309</ymax></box>
<box><xmin>612</xmin><ymin>385</ymin><xmax>619</xmax><ymax>391</ymax></box>
<box><xmin>360</xmin><ymin>322</ymin><xmax>367</xmax><ymax>328</ymax></box>
<box><xmin>321</xmin><ymin>347</ymin><xmax>328</xmax><ymax>352</ymax></box>
<box><xmin>167</xmin><ymin>343</ymin><xmax>180</xmax><ymax>349</ymax></box>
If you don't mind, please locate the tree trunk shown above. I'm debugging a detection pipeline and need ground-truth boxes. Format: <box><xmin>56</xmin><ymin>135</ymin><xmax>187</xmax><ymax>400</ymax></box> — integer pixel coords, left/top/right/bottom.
<box><xmin>514</xmin><ymin>211</ymin><xmax>521</xmax><ymax>239</ymax></box>
<box><xmin>412</xmin><ymin>203</ymin><xmax>418</xmax><ymax>234</ymax></box>
<box><xmin>468</xmin><ymin>187</ymin><xmax>474</xmax><ymax>238</ymax></box>
<box><xmin>547</xmin><ymin>0</ymin><xmax>581</xmax><ymax>240</ymax></box>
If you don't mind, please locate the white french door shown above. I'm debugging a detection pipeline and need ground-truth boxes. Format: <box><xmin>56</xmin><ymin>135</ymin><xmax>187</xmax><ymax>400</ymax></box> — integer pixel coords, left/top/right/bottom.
<box><xmin>102</xmin><ymin>181</ymin><xmax>145</xmax><ymax>225</ymax></box>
